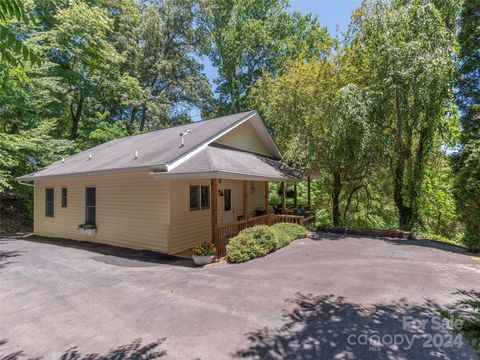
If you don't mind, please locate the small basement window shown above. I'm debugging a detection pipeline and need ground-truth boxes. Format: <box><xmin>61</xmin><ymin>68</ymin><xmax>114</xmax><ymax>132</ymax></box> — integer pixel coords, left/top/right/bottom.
<box><xmin>61</xmin><ymin>188</ymin><xmax>67</xmax><ymax>208</ymax></box>
<box><xmin>190</xmin><ymin>185</ymin><xmax>210</xmax><ymax>211</ymax></box>
<box><xmin>45</xmin><ymin>188</ymin><xmax>54</xmax><ymax>217</ymax></box>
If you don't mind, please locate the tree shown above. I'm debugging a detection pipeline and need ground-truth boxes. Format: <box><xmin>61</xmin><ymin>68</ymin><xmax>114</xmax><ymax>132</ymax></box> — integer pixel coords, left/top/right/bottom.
<box><xmin>0</xmin><ymin>0</ymin><xmax>41</xmax><ymax>66</ymax></box>
<box><xmin>253</xmin><ymin>57</ymin><xmax>377</xmax><ymax>226</ymax></box>
<box><xmin>131</xmin><ymin>0</ymin><xmax>212</xmax><ymax>131</ymax></box>
<box><xmin>454</xmin><ymin>0</ymin><xmax>480</xmax><ymax>251</ymax></box>
<box><xmin>35</xmin><ymin>0</ymin><xmax>139</xmax><ymax>141</ymax></box>
<box><xmin>198</xmin><ymin>0</ymin><xmax>332</xmax><ymax>114</ymax></box>
<box><xmin>348</xmin><ymin>0</ymin><xmax>458</xmax><ymax>230</ymax></box>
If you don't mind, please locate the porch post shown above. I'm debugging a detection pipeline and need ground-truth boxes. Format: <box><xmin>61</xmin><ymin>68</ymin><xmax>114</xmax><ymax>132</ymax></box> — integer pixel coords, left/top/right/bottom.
<box><xmin>211</xmin><ymin>178</ymin><xmax>218</xmax><ymax>244</ymax></box>
<box><xmin>264</xmin><ymin>181</ymin><xmax>269</xmax><ymax>213</ymax></box>
<box><xmin>280</xmin><ymin>182</ymin><xmax>286</xmax><ymax>213</ymax></box>
<box><xmin>243</xmin><ymin>180</ymin><xmax>248</xmax><ymax>219</ymax></box>
<box><xmin>307</xmin><ymin>175</ymin><xmax>311</xmax><ymax>209</ymax></box>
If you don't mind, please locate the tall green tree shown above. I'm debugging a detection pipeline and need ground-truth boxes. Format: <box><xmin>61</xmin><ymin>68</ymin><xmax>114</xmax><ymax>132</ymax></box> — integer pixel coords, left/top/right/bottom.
<box><xmin>131</xmin><ymin>0</ymin><xmax>212</xmax><ymax>131</ymax></box>
<box><xmin>349</xmin><ymin>0</ymin><xmax>459</xmax><ymax>231</ymax></box>
<box><xmin>35</xmin><ymin>0</ymin><xmax>137</xmax><ymax>141</ymax></box>
<box><xmin>454</xmin><ymin>0</ymin><xmax>480</xmax><ymax>251</ymax></box>
<box><xmin>253</xmin><ymin>56</ymin><xmax>377</xmax><ymax>226</ymax></box>
<box><xmin>198</xmin><ymin>0</ymin><xmax>332</xmax><ymax>114</ymax></box>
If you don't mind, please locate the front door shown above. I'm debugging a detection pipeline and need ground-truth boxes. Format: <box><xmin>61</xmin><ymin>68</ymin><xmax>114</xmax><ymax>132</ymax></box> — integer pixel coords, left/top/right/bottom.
<box><xmin>223</xmin><ymin>186</ymin><xmax>234</xmax><ymax>224</ymax></box>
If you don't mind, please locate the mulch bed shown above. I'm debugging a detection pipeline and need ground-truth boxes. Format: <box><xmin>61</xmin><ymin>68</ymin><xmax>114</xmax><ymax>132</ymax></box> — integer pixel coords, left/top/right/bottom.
<box><xmin>321</xmin><ymin>227</ymin><xmax>413</xmax><ymax>239</ymax></box>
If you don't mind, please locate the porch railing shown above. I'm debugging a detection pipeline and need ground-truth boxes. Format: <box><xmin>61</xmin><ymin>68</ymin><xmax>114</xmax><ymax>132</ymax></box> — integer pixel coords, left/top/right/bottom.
<box><xmin>215</xmin><ymin>213</ymin><xmax>315</xmax><ymax>257</ymax></box>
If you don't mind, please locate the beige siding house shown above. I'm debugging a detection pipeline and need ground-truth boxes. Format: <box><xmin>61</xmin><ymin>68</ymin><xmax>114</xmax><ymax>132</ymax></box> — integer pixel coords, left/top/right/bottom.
<box><xmin>19</xmin><ymin>111</ymin><xmax>296</xmax><ymax>256</ymax></box>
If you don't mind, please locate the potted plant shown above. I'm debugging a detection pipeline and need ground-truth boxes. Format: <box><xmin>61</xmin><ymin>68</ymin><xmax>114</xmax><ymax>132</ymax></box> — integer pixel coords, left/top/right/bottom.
<box><xmin>78</xmin><ymin>224</ymin><xmax>97</xmax><ymax>235</ymax></box>
<box><xmin>192</xmin><ymin>242</ymin><xmax>216</xmax><ymax>266</ymax></box>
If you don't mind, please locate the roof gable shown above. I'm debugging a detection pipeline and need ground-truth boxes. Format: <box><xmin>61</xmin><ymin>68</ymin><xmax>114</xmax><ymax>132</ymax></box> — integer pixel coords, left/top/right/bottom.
<box><xmin>214</xmin><ymin>121</ymin><xmax>274</xmax><ymax>157</ymax></box>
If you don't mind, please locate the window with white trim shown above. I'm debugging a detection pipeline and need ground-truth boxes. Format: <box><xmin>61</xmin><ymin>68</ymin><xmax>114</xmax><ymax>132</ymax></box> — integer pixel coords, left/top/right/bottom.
<box><xmin>190</xmin><ymin>185</ymin><xmax>210</xmax><ymax>211</ymax></box>
<box><xmin>61</xmin><ymin>187</ymin><xmax>67</xmax><ymax>208</ymax></box>
<box><xmin>85</xmin><ymin>187</ymin><xmax>96</xmax><ymax>225</ymax></box>
<box><xmin>45</xmin><ymin>188</ymin><xmax>54</xmax><ymax>217</ymax></box>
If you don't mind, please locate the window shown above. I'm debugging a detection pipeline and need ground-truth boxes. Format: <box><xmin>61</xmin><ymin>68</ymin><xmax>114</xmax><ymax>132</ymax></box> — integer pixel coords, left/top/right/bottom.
<box><xmin>224</xmin><ymin>188</ymin><xmax>232</xmax><ymax>211</ymax></box>
<box><xmin>201</xmin><ymin>186</ymin><xmax>210</xmax><ymax>209</ymax></box>
<box><xmin>85</xmin><ymin>187</ymin><xmax>96</xmax><ymax>225</ymax></box>
<box><xmin>190</xmin><ymin>185</ymin><xmax>210</xmax><ymax>211</ymax></box>
<box><xmin>45</xmin><ymin>188</ymin><xmax>54</xmax><ymax>217</ymax></box>
<box><xmin>190</xmin><ymin>185</ymin><xmax>200</xmax><ymax>210</ymax></box>
<box><xmin>61</xmin><ymin>188</ymin><xmax>67</xmax><ymax>208</ymax></box>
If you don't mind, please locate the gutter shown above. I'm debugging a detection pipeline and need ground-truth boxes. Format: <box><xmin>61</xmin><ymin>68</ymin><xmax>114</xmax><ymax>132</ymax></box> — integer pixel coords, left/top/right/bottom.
<box><xmin>17</xmin><ymin>180</ymin><xmax>34</xmax><ymax>187</ymax></box>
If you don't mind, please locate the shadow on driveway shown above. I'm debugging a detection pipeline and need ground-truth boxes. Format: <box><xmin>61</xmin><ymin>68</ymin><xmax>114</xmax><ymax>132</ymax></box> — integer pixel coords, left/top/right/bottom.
<box><xmin>0</xmin><ymin>338</ymin><xmax>166</xmax><ymax>360</ymax></box>
<box><xmin>234</xmin><ymin>293</ymin><xmax>476</xmax><ymax>359</ymax></box>
<box><xmin>0</xmin><ymin>250</ymin><xmax>23</xmax><ymax>270</ymax></box>
<box><xmin>0</xmin><ymin>235</ymin><xmax>194</xmax><ymax>268</ymax></box>
<box><xmin>313</xmin><ymin>231</ymin><xmax>475</xmax><ymax>257</ymax></box>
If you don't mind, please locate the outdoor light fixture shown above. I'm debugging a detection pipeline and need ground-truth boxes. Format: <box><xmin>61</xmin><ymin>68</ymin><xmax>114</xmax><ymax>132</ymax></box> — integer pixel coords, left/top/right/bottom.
<box><xmin>250</xmin><ymin>181</ymin><xmax>256</xmax><ymax>194</ymax></box>
<box><xmin>218</xmin><ymin>190</ymin><xmax>224</xmax><ymax>197</ymax></box>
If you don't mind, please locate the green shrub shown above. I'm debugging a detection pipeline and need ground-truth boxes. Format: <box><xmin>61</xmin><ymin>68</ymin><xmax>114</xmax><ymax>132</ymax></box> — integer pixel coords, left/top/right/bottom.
<box><xmin>226</xmin><ymin>225</ymin><xmax>278</xmax><ymax>263</ymax></box>
<box><xmin>271</xmin><ymin>223</ymin><xmax>308</xmax><ymax>247</ymax></box>
<box><xmin>441</xmin><ymin>290</ymin><xmax>480</xmax><ymax>352</ymax></box>
<box><xmin>226</xmin><ymin>223</ymin><xmax>309</xmax><ymax>263</ymax></box>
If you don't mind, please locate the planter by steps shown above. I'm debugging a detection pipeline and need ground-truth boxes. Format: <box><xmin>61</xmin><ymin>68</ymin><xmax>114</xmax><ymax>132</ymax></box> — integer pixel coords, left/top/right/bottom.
<box><xmin>192</xmin><ymin>242</ymin><xmax>216</xmax><ymax>266</ymax></box>
<box><xmin>192</xmin><ymin>255</ymin><xmax>214</xmax><ymax>266</ymax></box>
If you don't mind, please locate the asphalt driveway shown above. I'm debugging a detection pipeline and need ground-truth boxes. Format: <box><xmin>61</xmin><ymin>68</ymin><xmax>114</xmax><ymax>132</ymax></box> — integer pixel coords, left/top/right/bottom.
<box><xmin>1</xmin><ymin>233</ymin><xmax>479</xmax><ymax>359</ymax></box>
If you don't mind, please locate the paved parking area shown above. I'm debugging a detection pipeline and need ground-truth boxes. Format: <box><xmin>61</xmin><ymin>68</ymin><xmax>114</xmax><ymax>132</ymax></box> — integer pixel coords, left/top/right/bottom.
<box><xmin>1</xmin><ymin>233</ymin><xmax>479</xmax><ymax>359</ymax></box>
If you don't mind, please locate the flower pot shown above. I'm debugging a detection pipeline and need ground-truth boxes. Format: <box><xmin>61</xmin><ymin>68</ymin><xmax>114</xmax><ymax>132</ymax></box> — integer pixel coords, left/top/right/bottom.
<box><xmin>192</xmin><ymin>254</ymin><xmax>214</xmax><ymax>266</ymax></box>
<box><xmin>79</xmin><ymin>228</ymin><xmax>96</xmax><ymax>236</ymax></box>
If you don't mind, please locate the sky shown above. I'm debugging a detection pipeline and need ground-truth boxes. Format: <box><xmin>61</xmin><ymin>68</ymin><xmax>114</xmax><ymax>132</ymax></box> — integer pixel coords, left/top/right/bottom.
<box><xmin>192</xmin><ymin>0</ymin><xmax>362</xmax><ymax>120</ymax></box>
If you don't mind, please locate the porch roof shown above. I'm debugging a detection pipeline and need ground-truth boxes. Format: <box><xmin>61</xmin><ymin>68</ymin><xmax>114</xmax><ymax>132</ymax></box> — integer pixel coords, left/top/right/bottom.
<box><xmin>150</xmin><ymin>144</ymin><xmax>300</xmax><ymax>182</ymax></box>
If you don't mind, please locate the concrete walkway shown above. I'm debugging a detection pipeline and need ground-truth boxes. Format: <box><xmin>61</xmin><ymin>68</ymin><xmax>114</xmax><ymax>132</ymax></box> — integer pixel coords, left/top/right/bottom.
<box><xmin>1</xmin><ymin>233</ymin><xmax>479</xmax><ymax>359</ymax></box>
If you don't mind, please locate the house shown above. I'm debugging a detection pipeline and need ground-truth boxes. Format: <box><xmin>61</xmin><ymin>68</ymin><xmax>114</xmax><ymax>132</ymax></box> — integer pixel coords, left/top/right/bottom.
<box><xmin>18</xmin><ymin>110</ymin><xmax>310</xmax><ymax>256</ymax></box>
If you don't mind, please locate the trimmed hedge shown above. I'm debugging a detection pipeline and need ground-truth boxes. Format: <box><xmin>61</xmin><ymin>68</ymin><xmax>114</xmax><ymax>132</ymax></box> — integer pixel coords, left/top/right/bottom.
<box><xmin>226</xmin><ymin>223</ymin><xmax>308</xmax><ymax>263</ymax></box>
<box><xmin>271</xmin><ymin>223</ymin><xmax>308</xmax><ymax>247</ymax></box>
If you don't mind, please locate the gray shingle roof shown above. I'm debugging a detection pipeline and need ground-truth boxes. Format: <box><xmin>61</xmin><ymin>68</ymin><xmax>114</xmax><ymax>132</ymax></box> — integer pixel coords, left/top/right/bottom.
<box><xmin>155</xmin><ymin>144</ymin><xmax>298</xmax><ymax>181</ymax></box>
<box><xmin>18</xmin><ymin>111</ymin><xmax>258</xmax><ymax>180</ymax></box>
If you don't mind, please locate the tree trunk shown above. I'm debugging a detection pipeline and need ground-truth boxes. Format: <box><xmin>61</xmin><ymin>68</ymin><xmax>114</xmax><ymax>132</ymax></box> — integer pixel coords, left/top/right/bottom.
<box><xmin>343</xmin><ymin>185</ymin><xmax>364</xmax><ymax>224</ymax></box>
<box><xmin>332</xmin><ymin>171</ymin><xmax>342</xmax><ymax>227</ymax></box>
<box><xmin>393</xmin><ymin>92</ymin><xmax>415</xmax><ymax>230</ymax></box>
<box><xmin>70</xmin><ymin>95</ymin><xmax>84</xmax><ymax>141</ymax></box>
<box><xmin>129</xmin><ymin>107</ymin><xmax>138</xmax><ymax>128</ymax></box>
<box><xmin>140</xmin><ymin>103</ymin><xmax>147</xmax><ymax>132</ymax></box>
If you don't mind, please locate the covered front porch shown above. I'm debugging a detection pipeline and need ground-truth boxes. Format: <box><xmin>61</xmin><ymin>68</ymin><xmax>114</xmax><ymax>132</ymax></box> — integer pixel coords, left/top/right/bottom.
<box><xmin>211</xmin><ymin>178</ymin><xmax>316</xmax><ymax>257</ymax></box>
<box><xmin>151</xmin><ymin>143</ymin><xmax>315</xmax><ymax>257</ymax></box>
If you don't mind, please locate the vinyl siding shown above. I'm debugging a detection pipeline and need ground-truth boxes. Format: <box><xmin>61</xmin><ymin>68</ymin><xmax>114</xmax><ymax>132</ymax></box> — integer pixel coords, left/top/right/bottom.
<box><xmin>168</xmin><ymin>179</ymin><xmax>212</xmax><ymax>253</ymax></box>
<box><xmin>168</xmin><ymin>179</ymin><xmax>268</xmax><ymax>253</ymax></box>
<box><xmin>247</xmin><ymin>181</ymin><xmax>266</xmax><ymax>217</ymax></box>
<box><xmin>214</xmin><ymin>121</ymin><xmax>273</xmax><ymax>157</ymax></box>
<box><xmin>34</xmin><ymin>172</ymin><xmax>169</xmax><ymax>252</ymax></box>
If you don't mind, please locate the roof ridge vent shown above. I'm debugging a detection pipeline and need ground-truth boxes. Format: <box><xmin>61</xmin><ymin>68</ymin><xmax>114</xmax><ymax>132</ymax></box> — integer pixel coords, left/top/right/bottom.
<box><xmin>179</xmin><ymin>129</ymin><xmax>191</xmax><ymax>148</ymax></box>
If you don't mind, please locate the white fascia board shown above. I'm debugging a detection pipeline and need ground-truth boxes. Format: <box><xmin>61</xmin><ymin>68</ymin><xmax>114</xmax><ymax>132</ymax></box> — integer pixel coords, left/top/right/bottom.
<box><xmin>150</xmin><ymin>170</ymin><xmax>296</xmax><ymax>182</ymax></box>
<box><xmin>16</xmin><ymin>164</ymin><xmax>168</xmax><ymax>181</ymax></box>
<box><xmin>165</xmin><ymin>111</ymin><xmax>258</xmax><ymax>172</ymax></box>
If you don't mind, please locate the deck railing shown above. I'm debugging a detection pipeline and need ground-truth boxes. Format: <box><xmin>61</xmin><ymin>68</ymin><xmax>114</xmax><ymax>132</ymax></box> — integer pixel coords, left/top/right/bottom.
<box><xmin>215</xmin><ymin>213</ymin><xmax>315</xmax><ymax>257</ymax></box>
